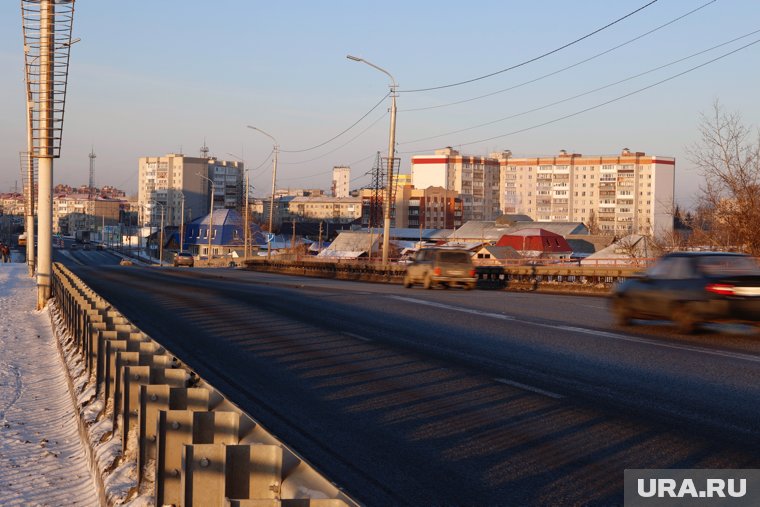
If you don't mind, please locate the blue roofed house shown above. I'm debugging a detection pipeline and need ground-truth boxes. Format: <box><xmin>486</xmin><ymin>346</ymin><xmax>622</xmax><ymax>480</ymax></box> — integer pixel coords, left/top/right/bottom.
<box><xmin>183</xmin><ymin>209</ymin><xmax>266</xmax><ymax>258</ymax></box>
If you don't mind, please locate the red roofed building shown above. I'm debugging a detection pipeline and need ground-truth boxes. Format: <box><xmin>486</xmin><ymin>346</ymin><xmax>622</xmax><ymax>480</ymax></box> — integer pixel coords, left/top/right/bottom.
<box><xmin>496</xmin><ymin>228</ymin><xmax>572</xmax><ymax>258</ymax></box>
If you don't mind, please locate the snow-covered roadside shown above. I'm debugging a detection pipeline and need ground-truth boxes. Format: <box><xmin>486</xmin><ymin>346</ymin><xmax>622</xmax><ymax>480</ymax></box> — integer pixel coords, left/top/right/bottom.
<box><xmin>0</xmin><ymin>264</ymin><xmax>100</xmax><ymax>506</ymax></box>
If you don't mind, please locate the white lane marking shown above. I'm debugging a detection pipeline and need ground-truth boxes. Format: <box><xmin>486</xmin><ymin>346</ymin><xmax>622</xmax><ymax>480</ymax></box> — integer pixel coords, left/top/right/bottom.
<box><xmin>386</xmin><ymin>295</ymin><xmax>760</xmax><ymax>364</ymax></box>
<box><xmin>344</xmin><ymin>332</ymin><xmax>373</xmax><ymax>342</ymax></box>
<box><xmin>493</xmin><ymin>378</ymin><xmax>564</xmax><ymax>399</ymax></box>
<box><xmin>389</xmin><ymin>295</ymin><xmax>515</xmax><ymax>321</ymax></box>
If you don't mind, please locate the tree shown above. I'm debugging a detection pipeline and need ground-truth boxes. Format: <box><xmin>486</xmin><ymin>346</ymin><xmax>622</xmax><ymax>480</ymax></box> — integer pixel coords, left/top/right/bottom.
<box><xmin>690</xmin><ymin>101</ymin><xmax>760</xmax><ymax>255</ymax></box>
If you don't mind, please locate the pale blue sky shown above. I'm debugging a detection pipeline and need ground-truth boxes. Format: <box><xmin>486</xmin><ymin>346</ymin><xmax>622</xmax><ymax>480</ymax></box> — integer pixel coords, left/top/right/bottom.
<box><xmin>1</xmin><ymin>1</ymin><xmax>759</xmax><ymax>209</ymax></box>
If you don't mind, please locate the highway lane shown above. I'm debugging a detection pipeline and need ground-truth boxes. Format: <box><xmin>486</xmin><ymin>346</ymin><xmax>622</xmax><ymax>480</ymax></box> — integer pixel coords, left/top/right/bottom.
<box><xmin>65</xmin><ymin>265</ymin><xmax>760</xmax><ymax>506</ymax></box>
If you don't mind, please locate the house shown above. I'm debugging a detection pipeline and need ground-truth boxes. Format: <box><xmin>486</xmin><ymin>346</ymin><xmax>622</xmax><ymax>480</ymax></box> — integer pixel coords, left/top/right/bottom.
<box><xmin>183</xmin><ymin>209</ymin><xmax>266</xmax><ymax>258</ymax></box>
<box><xmin>448</xmin><ymin>220</ymin><xmax>587</xmax><ymax>244</ymax></box>
<box><xmin>317</xmin><ymin>231</ymin><xmax>383</xmax><ymax>259</ymax></box>
<box><xmin>581</xmin><ymin>234</ymin><xmax>662</xmax><ymax>266</ymax></box>
<box><xmin>473</xmin><ymin>245</ymin><xmax>522</xmax><ymax>264</ymax></box>
<box><xmin>496</xmin><ymin>228</ymin><xmax>573</xmax><ymax>259</ymax></box>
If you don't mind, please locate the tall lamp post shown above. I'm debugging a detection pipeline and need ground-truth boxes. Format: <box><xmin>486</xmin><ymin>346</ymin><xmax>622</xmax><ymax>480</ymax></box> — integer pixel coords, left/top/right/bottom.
<box><xmin>247</xmin><ymin>126</ymin><xmax>279</xmax><ymax>260</ymax></box>
<box><xmin>149</xmin><ymin>200</ymin><xmax>165</xmax><ymax>265</ymax></box>
<box><xmin>226</xmin><ymin>152</ymin><xmax>251</xmax><ymax>259</ymax></box>
<box><xmin>346</xmin><ymin>55</ymin><xmax>397</xmax><ymax>264</ymax></box>
<box><xmin>196</xmin><ymin>173</ymin><xmax>215</xmax><ymax>262</ymax></box>
<box><xmin>22</xmin><ymin>0</ymin><xmax>77</xmax><ymax>307</ymax></box>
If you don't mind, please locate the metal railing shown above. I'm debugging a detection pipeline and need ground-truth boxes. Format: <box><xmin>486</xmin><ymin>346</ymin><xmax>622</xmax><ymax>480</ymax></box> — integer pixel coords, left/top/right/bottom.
<box><xmin>51</xmin><ymin>262</ymin><xmax>357</xmax><ymax>506</ymax></box>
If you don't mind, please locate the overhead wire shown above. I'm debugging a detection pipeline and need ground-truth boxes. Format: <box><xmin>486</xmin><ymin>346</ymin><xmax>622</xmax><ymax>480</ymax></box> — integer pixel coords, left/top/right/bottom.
<box><xmin>401</xmin><ymin>0</ymin><xmax>717</xmax><ymax>113</ymax></box>
<box><xmin>399</xmin><ymin>0</ymin><xmax>660</xmax><ymax>93</ymax></box>
<box><xmin>279</xmin><ymin>111</ymin><xmax>389</xmax><ymax>166</ymax></box>
<box><xmin>399</xmin><ymin>28</ymin><xmax>760</xmax><ymax>146</ymax></box>
<box><xmin>398</xmin><ymin>37</ymin><xmax>760</xmax><ymax>153</ymax></box>
<box><xmin>279</xmin><ymin>92</ymin><xmax>389</xmax><ymax>153</ymax></box>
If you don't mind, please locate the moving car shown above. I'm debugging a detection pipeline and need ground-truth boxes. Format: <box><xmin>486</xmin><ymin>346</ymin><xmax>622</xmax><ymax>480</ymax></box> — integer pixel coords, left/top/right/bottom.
<box><xmin>173</xmin><ymin>251</ymin><xmax>194</xmax><ymax>267</ymax></box>
<box><xmin>611</xmin><ymin>252</ymin><xmax>760</xmax><ymax>333</ymax></box>
<box><xmin>403</xmin><ymin>248</ymin><xmax>477</xmax><ymax>290</ymax></box>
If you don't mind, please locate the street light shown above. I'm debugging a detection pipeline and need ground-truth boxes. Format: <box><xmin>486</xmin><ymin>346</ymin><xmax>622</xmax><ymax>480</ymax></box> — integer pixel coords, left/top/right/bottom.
<box><xmin>247</xmin><ymin>126</ymin><xmax>279</xmax><ymax>260</ymax></box>
<box><xmin>149</xmin><ymin>200</ymin><xmax>165</xmax><ymax>265</ymax></box>
<box><xmin>346</xmin><ymin>54</ymin><xmax>397</xmax><ymax>264</ymax></box>
<box><xmin>227</xmin><ymin>152</ymin><xmax>251</xmax><ymax>259</ymax></box>
<box><xmin>22</xmin><ymin>1</ymin><xmax>77</xmax><ymax>307</ymax></box>
<box><xmin>196</xmin><ymin>172</ymin><xmax>215</xmax><ymax>262</ymax></box>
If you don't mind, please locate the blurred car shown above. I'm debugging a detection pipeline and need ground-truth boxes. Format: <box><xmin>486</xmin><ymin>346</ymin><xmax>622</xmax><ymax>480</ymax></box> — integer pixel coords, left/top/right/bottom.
<box><xmin>403</xmin><ymin>248</ymin><xmax>477</xmax><ymax>290</ymax></box>
<box><xmin>611</xmin><ymin>252</ymin><xmax>760</xmax><ymax>333</ymax></box>
<box><xmin>70</xmin><ymin>243</ymin><xmax>79</xmax><ymax>250</ymax></box>
<box><xmin>173</xmin><ymin>251</ymin><xmax>194</xmax><ymax>267</ymax></box>
<box><xmin>82</xmin><ymin>243</ymin><xmax>92</xmax><ymax>251</ymax></box>
<box><xmin>119</xmin><ymin>259</ymin><xmax>133</xmax><ymax>266</ymax></box>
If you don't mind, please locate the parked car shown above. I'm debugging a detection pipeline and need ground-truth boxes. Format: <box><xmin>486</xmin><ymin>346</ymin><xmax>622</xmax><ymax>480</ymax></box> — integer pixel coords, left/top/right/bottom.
<box><xmin>403</xmin><ymin>248</ymin><xmax>477</xmax><ymax>290</ymax></box>
<box><xmin>610</xmin><ymin>252</ymin><xmax>760</xmax><ymax>333</ymax></box>
<box><xmin>173</xmin><ymin>251</ymin><xmax>194</xmax><ymax>267</ymax></box>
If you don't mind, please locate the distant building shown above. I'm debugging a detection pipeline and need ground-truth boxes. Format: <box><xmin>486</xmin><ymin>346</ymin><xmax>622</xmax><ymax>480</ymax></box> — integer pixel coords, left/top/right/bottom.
<box><xmin>495</xmin><ymin>148</ymin><xmax>674</xmax><ymax>236</ymax></box>
<box><xmin>331</xmin><ymin>166</ymin><xmax>350</xmax><ymax>198</ymax></box>
<box><xmin>411</xmin><ymin>147</ymin><xmax>501</xmax><ymax>222</ymax></box>
<box><xmin>287</xmin><ymin>195</ymin><xmax>361</xmax><ymax>223</ymax></box>
<box><xmin>138</xmin><ymin>153</ymin><xmax>244</xmax><ymax>229</ymax></box>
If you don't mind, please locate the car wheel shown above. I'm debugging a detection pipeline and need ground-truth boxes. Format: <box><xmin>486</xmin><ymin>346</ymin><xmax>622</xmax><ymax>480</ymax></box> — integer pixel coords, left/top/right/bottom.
<box><xmin>423</xmin><ymin>274</ymin><xmax>433</xmax><ymax>289</ymax></box>
<box><xmin>673</xmin><ymin>304</ymin><xmax>698</xmax><ymax>334</ymax></box>
<box><xmin>403</xmin><ymin>274</ymin><xmax>412</xmax><ymax>288</ymax></box>
<box><xmin>465</xmin><ymin>283</ymin><xmax>475</xmax><ymax>291</ymax></box>
<box><xmin>612</xmin><ymin>297</ymin><xmax>633</xmax><ymax>326</ymax></box>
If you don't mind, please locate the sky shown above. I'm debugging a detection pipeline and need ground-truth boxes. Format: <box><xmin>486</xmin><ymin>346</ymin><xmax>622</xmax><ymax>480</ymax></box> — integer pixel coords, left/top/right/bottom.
<box><xmin>1</xmin><ymin>0</ymin><xmax>759</xmax><ymax>210</ymax></box>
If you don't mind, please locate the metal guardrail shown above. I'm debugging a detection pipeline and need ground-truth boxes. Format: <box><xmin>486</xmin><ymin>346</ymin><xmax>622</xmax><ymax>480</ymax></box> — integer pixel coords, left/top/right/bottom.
<box><xmin>242</xmin><ymin>257</ymin><xmax>639</xmax><ymax>291</ymax></box>
<box><xmin>51</xmin><ymin>262</ymin><xmax>358</xmax><ymax>506</ymax></box>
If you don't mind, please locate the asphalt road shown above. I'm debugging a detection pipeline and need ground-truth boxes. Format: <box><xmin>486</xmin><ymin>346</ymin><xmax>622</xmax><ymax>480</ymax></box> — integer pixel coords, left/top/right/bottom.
<box><xmin>63</xmin><ymin>262</ymin><xmax>760</xmax><ymax>506</ymax></box>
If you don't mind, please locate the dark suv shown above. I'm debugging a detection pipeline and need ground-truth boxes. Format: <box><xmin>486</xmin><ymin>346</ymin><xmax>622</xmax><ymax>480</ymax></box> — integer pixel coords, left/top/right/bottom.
<box><xmin>611</xmin><ymin>252</ymin><xmax>760</xmax><ymax>333</ymax></box>
<box><xmin>403</xmin><ymin>248</ymin><xmax>477</xmax><ymax>290</ymax></box>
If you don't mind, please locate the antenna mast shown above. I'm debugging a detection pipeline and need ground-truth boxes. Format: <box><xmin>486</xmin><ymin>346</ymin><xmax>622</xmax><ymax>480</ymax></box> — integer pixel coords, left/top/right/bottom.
<box><xmin>88</xmin><ymin>147</ymin><xmax>96</xmax><ymax>200</ymax></box>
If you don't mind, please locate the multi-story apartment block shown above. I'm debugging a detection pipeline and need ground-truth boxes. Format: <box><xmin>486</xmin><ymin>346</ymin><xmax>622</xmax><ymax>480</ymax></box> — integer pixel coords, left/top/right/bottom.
<box><xmin>288</xmin><ymin>196</ymin><xmax>362</xmax><ymax>224</ymax></box>
<box><xmin>496</xmin><ymin>149</ymin><xmax>674</xmax><ymax>235</ymax></box>
<box><xmin>52</xmin><ymin>193</ymin><xmax>126</xmax><ymax>234</ymax></box>
<box><xmin>138</xmin><ymin>154</ymin><xmax>243</xmax><ymax>228</ymax></box>
<box><xmin>331</xmin><ymin>166</ymin><xmax>350</xmax><ymax>198</ymax></box>
<box><xmin>411</xmin><ymin>147</ymin><xmax>501</xmax><ymax>222</ymax></box>
<box><xmin>393</xmin><ymin>186</ymin><xmax>462</xmax><ymax>229</ymax></box>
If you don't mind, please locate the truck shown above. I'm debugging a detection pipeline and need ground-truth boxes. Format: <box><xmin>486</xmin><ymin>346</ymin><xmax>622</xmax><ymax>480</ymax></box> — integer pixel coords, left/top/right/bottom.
<box><xmin>75</xmin><ymin>230</ymin><xmax>91</xmax><ymax>244</ymax></box>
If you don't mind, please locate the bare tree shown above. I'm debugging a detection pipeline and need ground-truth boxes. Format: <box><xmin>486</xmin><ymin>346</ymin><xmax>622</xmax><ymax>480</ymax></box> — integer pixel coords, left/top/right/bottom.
<box><xmin>690</xmin><ymin>101</ymin><xmax>760</xmax><ymax>255</ymax></box>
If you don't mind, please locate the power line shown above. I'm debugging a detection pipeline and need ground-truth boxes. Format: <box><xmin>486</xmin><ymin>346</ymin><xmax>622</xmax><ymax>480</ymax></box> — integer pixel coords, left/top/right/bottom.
<box><xmin>401</xmin><ymin>0</ymin><xmax>716</xmax><ymax>113</ymax></box>
<box><xmin>399</xmin><ymin>0</ymin><xmax>660</xmax><ymax>93</ymax></box>
<box><xmin>280</xmin><ymin>111</ymin><xmax>388</xmax><ymax>166</ymax></box>
<box><xmin>398</xmin><ymin>37</ymin><xmax>760</xmax><ymax>153</ymax></box>
<box><xmin>279</xmin><ymin>92</ymin><xmax>389</xmax><ymax>153</ymax></box>
<box><xmin>400</xmin><ymin>28</ymin><xmax>760</xmax><ymax>146</ymax></box>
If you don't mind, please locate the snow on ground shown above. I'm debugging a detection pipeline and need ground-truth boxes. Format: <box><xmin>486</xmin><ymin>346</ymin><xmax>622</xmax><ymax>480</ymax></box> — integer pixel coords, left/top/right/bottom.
<box><xmin>0</xmin><ymin>264</ymin><xmax>100</xmax><ymax>506</ymax></box>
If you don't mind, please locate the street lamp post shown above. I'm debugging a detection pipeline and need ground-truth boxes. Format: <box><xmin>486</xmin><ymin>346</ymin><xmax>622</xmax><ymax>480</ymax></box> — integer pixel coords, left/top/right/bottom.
<box><xmin>22</xmin><ymin>1</ymin><xmax>77</xmax><ymax>307</ymax></box>
<box><xmin>178</xmin><ymin>191</ymin><xmax>185</xmax><ymax>252</ymax></box>
<box><xmin>147</xmin><ymin>200</ymin><xmax>165</xmax><ymax>265</ymax></box>
<box><xmin>226</xmin><ymin>152</ymin><xmax>251</xmax><ymax>259</ymax></box>
<box><xmin>346</xmin><ymin>55</ymin><xmax>397</xmax><ymax>264</ymax></box>
<box><xmin>196</xmin><ymin>173</ymin><xmax>215</xmax><ymax>262</ymax></box>
<box><xmin>247</xmin><ymin>126</ymin><xmax>279</xmax><ymax>260</ymax></box>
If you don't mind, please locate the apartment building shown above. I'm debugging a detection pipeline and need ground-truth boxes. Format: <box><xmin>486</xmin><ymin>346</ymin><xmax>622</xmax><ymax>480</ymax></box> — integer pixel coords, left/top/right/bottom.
<box><xmin>138</xmin><ymin>154</ymin><xmax>243</xmax><ymax>228</ymax></box>
<box><xmin>331</xmin><ymin>166</ymin><xmax>350</xmax><ymax>198</ymax></box>
<box><xmin>287</xmin><ymin>195</ymin><xmax>362</xmax><ymax>223</ymax></box>
<box><xmin>52</xmin><ymin>194</ymin><xmax>126</xmax><ymax>234</ymax></box>
<box><xmin>411</xmin><ymin>147</ymin><xmax>501</xmax><ymax>222</ymax></box>
<box><xmin>497</xmin><ymin>149</ymin><xmax>675</xmax><ymax>236</ymax></box>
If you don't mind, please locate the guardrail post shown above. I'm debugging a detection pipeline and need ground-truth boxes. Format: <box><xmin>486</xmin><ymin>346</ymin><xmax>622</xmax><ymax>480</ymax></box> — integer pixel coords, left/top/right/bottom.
<box><xmin>138</xmin><ymin>386</ymin><xmax>210</xmax><ymax>483</ymax></box>
<box><xmin>181</xmin><ymin>443</ymin><xmax>283</xmax><ymax>505</ymax></box>
<box><xmin>156</xmin><ymin>410</ymin><xmax>240</xmax><ymax>506</ymax></box>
